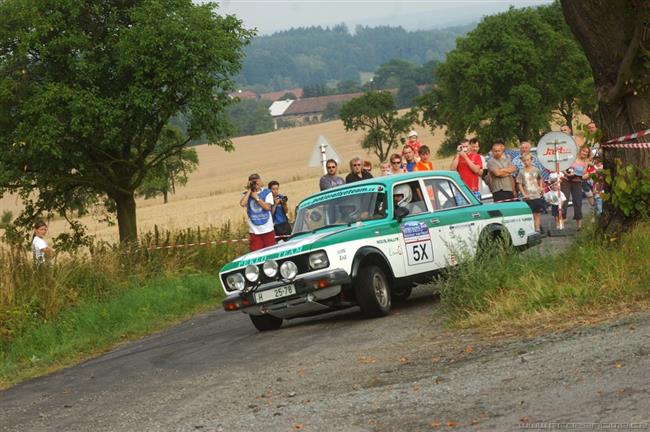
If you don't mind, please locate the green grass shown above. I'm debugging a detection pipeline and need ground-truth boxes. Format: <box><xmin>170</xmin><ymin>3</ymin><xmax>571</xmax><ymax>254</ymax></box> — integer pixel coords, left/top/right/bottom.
<box><xmin>435</xmin><ymin>222</ymin><xmax>650</xmax><ymax>332</ymax></box>
<box><xmin>0</xmin><ymin>272</ymin><xmax>222</xmax><ymax>388</ymax></box>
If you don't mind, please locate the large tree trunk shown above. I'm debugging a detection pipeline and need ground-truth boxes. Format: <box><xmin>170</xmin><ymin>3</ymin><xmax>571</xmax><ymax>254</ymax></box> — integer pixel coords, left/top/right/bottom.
<box><xmin>561</xmin><ymin>1</ymin><xmax>650</xmax><ymax>235</ymax></box>
<box><xmin>114</xmin><ymin>192</ymin><xmax>138</xmax><ymax>243</ymax></box>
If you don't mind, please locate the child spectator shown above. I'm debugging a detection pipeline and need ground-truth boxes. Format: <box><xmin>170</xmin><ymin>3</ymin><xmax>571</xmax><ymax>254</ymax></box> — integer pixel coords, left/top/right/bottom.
<box><xmin>590</xmin><ymin>154</ymin><xmax>604</xmax><ymax>215</ymax></box>
<box><xmin>363</xmin><ymin>160</ymin><xmax>373</xmax><ymax>175</ymax></box>
<box><xmin>544</xmin><ymin>179</ymin><xmax>567</xmax><ymax>229</ymax></box>
<box><xmin>516</xmin><ymin>154</ymin><xmax>544</xmax><ymax>232</ymax></box>
<box><xmin>415</xmin><ymin>145</ymin><xmax>433</xmax><ymax>171</ymax></box>
<box><xmin>380</xmin><ymin>161</ymin><xmax>391</xmax><ymax>176</ymax></box>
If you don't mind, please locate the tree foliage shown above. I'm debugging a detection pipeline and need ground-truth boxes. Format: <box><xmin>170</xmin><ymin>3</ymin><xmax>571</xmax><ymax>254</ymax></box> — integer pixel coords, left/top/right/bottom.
<box><xmin>373</xmin><ymin>59</ymin><xmax>438</xmax><ymax>90</ymax></box>
<box><xmin>339</xmin><ymin>91</ymin><xmax>416</xmax><ymax>162</ymax></box>
<box><xmin>238</xmin><ymin>24</ymin><xmax>472</xmax><ymax>90</ymax></box>
<box><xmin>416</xmin><ymin>3</ymin><xmax>595</xmax><ymax>154</ymax></box>
<box><xmin>137</xmin><ymin>127</ymin><xmax>199</xmax><ymax>204</ymax></box>
<box><xmin>226</xmin><ymin>99</ymin><xmax>274</xmax><ymax>136</ymax></box>
<box><xmin>0</xmin><ymin>0</ymin><xmax>253</xmax><ymax>243</ymax></box>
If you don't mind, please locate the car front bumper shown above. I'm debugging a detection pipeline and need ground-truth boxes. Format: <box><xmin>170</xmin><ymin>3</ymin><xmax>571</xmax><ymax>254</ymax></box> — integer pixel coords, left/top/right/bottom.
<box><xmin>222</xmin><ymin>268</ymin><xmax>351</xmax><ymax>317</ymax></box>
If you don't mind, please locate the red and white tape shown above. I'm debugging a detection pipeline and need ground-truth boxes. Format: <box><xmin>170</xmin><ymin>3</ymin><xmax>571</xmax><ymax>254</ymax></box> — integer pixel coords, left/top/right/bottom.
<box><xmin>601</xmin><ymin>142</ymin><xmax>650</xmax><ymax>149</ymax></box>
<box><xmin>148</xmin><ymin>235</ymin><xmax>291</xmax><ymax>251</ymax></box>
<box><xmin>602</xmin><ymin>128</ymin><xmax>650</xmax><ymax>144</ymax></box>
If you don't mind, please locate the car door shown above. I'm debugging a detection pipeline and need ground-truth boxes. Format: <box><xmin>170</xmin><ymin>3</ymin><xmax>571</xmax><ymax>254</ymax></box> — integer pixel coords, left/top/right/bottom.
<box><xmin>422</xmin><ymin>177</ymin><xmax>483</xmax><ymax>265</ymax></box>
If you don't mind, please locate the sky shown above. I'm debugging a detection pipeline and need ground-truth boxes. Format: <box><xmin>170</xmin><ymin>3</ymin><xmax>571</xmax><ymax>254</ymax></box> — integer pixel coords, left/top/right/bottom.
<box><xmin>211</xmin><ymin>0</ymin><xmax>553</xmax><ymax>35</ymax></box>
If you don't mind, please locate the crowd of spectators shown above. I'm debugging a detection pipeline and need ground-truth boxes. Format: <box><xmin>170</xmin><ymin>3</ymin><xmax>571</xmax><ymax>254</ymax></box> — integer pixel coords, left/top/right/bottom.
<box><xmin>242</xmin><ymin>124</ymin><xmax>603</xmax><ymax>250</ymax></box>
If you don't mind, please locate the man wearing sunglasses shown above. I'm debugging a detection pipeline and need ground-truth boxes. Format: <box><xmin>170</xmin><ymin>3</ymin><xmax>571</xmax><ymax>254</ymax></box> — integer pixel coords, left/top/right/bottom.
<box><xmin>345</xmin><ymin>156</ymin><xmax>373</xmax><ymax>183</ymax></box>
<box><xmin>319</xmin><ymin>158</ymin><xmax>345</xmax><ymax>191</ymax></box>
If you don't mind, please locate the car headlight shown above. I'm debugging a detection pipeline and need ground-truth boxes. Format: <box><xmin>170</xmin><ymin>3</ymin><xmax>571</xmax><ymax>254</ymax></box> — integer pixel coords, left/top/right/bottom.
<box><xmin>263</xmin><ymin>260</ymin><xmax>279</xmax><ymax>277</ymax></box>
<box><xmin>226</xmin><ymin>273</ymin><xmax>245</xmax><ymax>291</ymax></box>
<box><xmin>280</xmin><ymin>261</ymin><xmax>298</xmax><ymax>280</ymax></box>
<box><xmin>244</xmin><ymin>264</ymin><xmax>259</xmax><ymax>282</ymax></box>
<box><xmin>308</xmin><ymin>251</ymin><xmax>329</xmax><ymax>270</ymax></box>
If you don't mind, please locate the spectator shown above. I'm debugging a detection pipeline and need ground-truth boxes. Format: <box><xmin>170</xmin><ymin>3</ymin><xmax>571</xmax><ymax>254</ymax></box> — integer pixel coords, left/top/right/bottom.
<box><xmin>470</xmin><ymin>138</ymin><xmax>488</xmax><ymax>177</ymax></box>
<box><xmin>450</xmin><ymin>139</ymin><xmax>483</xmax><ymax>201</ymax></box>
<box><xmin>319</xmin><ymin>159</ymin><xmax>345</xmax><ymax>191</ymax></box>
<box><xmin>380</xmin><ymin>161</ymin><xmax>392</xmax><ymax>176</ymax></box>
<box><xmin>346</xmin><ymin>156</ymin><xmax>373</xmax><ymax>183</ymax></box>
<box><xmin>32</xmin><ymin>220</ymin><xmax>53</xmax><ymax>264</ymax></box>
<box><xmin>560</xmin><ymin>146</ymin><xmax>590</xmax><ymax>230</ymax></box>
<box><xmin>544</xmin><ymin>179</ymin><xmax>567</xmax><ymax>229</ymax></box>
<box><xmin>402</xmin><ymin>145</ymin><xmax>417</xmax><ymax>172</ymax></box>
<box><xmin>405</xmin><ymin>130</ymin><xmax>422</xmax><ymax>156</ymax></box>
<box><xmin>363</xmin><ymin>160</ymin><xmax>373</xmax><ymax>175</ymax></box>
<box><xmin>268</xmin><ymin>180</ymin><xmax>292</xmax><ymax>237</ymax></box>
<box><xmin>389</xmin><ymin>153</ymin><xmax>404</xmax><ymax>175</ymax></box>
<box><xmin>590</xmin><ymin>154</ymin><xmax>604</xmax><ymax>216</ymax></box>
<box><xmin>516</xmin><ymin>154</ymin><xmax>545</xmax><ymax>232</ymax></box>
<box><xmin>512</xmin><ymin>140</ymin><xmax>550</xmax><ymax>183</ymax></box>
<box><xmin>239</xmin><ymin>173</ymin><xmax>275</xmax><ymax>251</ymax></box>
<box><xmin>487</xmin><ymin>140</ymin><xmax>517</xmax><ymax>202</ymax></box>
<box><xmin>415</xmin><ymin>145</ymin><xmax>433</xmax><ymax>171</ymax></box>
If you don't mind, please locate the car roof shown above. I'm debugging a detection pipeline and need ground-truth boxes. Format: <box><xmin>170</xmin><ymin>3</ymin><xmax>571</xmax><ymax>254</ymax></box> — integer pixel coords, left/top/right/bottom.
<box><xmin>298</xmin><ymin>170</ymin><xmax>465</xmax><ymax>207</ymax></box>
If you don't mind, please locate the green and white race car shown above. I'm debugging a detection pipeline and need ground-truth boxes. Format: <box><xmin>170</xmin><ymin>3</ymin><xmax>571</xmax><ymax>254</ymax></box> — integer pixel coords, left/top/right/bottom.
<box><xmin>219</xmin><ymin>171</ymin><xmax>542</xmax><ymax>331</ymax></box>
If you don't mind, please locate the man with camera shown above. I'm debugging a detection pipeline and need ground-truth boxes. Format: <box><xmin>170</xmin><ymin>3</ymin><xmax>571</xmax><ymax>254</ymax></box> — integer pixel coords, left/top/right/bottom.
<box><xmin>239</xmin><ymin>173</ymin><xmax>276</xmax><ymax>251</ymax></box>
<box><xmin>268</xmin><ymin>180</ymin><xmax>292</xmax><ymax>237</ymax></box>
<box><xmin>450</xmin><ymin>138</ymin><xmax>483</xmax><ymax>200</ymax></box>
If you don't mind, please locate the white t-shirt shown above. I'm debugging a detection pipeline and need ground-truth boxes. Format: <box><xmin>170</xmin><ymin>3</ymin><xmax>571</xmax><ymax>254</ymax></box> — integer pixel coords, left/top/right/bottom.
<box><xmin>544</xmin><ymin>190</ymin><xmax>566</xmax><ymax>206</ymax></box>
<box><xmin>247</xmin><ymin>191</ymin><xmax>275</xmax><ymax>235</ymax></box>
<box><xmin>32</xmin><ymin>236</ymin><xmax>48</xmax><ymax>263</ymax></box>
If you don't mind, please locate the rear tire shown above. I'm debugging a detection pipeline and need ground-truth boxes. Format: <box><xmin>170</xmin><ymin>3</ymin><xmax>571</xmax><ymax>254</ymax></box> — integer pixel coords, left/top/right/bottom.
<box><xmin>477</xmin><ymin>228</ymin><xmax>512</xmax><ymax>260</ymax></box>
<box><xmin>249</xmin><ymin>314</ymin><xmax>283</xmax><ymax>331</ymax></box>
<box><xmin>355</xmin><ymin>265</ymin><xmax>391</xmax><ymax>317</ymax></box>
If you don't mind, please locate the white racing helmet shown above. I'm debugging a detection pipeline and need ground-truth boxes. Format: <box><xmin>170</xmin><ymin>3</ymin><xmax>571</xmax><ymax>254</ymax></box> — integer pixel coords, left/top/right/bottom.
<box><xmin>393</xmin><ymin>184</ymin><xmax>412</xmax><ymax>207</ymax></box>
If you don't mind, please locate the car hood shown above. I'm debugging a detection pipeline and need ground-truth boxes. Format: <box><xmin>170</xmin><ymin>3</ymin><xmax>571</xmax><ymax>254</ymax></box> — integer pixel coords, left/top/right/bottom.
<box><xmin>220</xmin><ymin>225</ymin><xmax>359</xmax><ymax>271</ymax></box>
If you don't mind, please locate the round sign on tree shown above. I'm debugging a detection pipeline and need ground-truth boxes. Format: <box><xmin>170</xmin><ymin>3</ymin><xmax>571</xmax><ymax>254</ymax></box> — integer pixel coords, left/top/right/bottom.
<box><xmin>537</xmin><ymin>132</ymin><xmax>578</xmax><ymax>172</ymax></box>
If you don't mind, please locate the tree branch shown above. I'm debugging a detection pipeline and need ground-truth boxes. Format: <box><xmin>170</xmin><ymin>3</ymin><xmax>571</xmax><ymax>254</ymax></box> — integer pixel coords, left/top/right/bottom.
<box><xmin>601</xmin><ymin>20</ymin><xmax>643</xmax><ymax>103</ymax></box>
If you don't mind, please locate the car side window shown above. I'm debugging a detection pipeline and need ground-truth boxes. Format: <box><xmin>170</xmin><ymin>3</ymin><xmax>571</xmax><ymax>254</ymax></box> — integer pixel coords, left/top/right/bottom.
<box><xmin>426</xmin><ymin>179</ymin><xmax>470</xmax><ymax>210</ymax></box>
<box><xmin>394</xmin><ymin>181</ymin><xmax>428</xmax><ymax>215</ymax></box>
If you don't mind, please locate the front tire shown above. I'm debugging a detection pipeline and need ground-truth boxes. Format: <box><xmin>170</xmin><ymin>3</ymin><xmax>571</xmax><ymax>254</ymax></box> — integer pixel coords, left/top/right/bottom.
<box><xmin>355</xmin><ymin>265</ymin><xmax>391</xmax><ymax>317</ymax></box>
<box><xmin>249</xmin><ymin>314</ymin><xmax>283</xmax><ymax>331</ymax></box>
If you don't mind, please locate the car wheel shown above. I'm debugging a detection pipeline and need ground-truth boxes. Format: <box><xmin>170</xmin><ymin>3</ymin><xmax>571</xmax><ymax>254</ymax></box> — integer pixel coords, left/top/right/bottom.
<box><xmin>478</xmin><ymin>228</ymin><xmax>512</xmax><ymax>260</ymax></box>
<box><xmin>249</xmin><ymin>314</ymin><xmax>283</xmax><ymax>331</ymax></box>
<box><xmin>355</xmin><ymin>265</ymin><xmax>391</xmax><ymax>317</ymax></box>
<box><xmin>391</xmin><ymin>284</ymin><xmax>413</xmax><ymax>303</ymax></box>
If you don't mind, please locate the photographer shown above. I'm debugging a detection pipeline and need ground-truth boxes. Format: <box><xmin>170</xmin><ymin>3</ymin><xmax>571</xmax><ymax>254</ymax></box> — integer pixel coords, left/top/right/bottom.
<box><xmin>268</xmin><ymin>180</ymin><xmax>292</xmax><ymax>237</ymax></box>
<box><xmin>239</xmin><ymin>173</ymin><xmax>275</xmax><ymax>251</ymax></box>
<box><xmin>450</xmin><ymin>138</ymin><xmax>483</xmax><ymax>200</ymax></box>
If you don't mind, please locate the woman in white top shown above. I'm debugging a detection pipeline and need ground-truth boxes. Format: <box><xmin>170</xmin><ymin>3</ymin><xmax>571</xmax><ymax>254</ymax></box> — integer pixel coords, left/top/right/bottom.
<box><xmin>32</xmin><ymin>221</ymin><xmax>53</xmax><ymax>263</ymax></box>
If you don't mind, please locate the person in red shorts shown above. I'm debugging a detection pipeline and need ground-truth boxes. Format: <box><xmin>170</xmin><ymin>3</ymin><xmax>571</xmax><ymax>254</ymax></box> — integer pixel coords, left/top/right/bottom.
<box><xmin>239</xmin><ymin>173</ymin><xmax>276</xmax><ymax>251</ymax></box>
<box><xmin>450</xmin><ymin>139</ymin><xmax>483</xmax><ymax>200</ymax></box>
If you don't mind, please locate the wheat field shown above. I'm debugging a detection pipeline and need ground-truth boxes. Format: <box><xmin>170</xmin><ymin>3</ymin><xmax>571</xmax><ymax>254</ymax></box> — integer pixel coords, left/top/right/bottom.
<box><xmin>0</xmin><ymin>117</ymin><xmax>451</xmax><ymax>242</ymax></box>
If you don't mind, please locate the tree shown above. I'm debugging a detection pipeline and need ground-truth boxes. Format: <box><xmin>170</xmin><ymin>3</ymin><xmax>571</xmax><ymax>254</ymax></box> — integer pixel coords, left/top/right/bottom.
<box><xmin>339</xmin><ymin>91</ymin><xmax>416</xmax><ymax>162</ymax></box>
<box><xmin>416</xmin><ymin>4</ymin><xmax>596</xmax><ymax>154</ymax></box>
<box><xmin>396</xmin><ymin>80</ymin><xmax>420</xmax><ymax>109</ymax></box>
<box><xmin>137</xmin><ymin>127</ymin><xmax>199</xmax><ymax>204</ymax></box>
<box><xmin>373</xmin><ymin>59</ymin><xmax>419</xmax><ymax>89</ymax></box>
<box><xmin>279</xmin><ymin>92</ymin><xmax>298</xmax><ymax>100</ymax></box>
<box><xmin>226</xmin><ymin>99</ymin><xmax>274</xmax><ymax>136</ymax></box>
<box><xmin>561</xmin><ymin>1</ymin><xmax>650</xmax><ymax>234</ymax></box>
<box><xmin>0</xmin><ymin>0</ymin><xmax>253</xmax><ymax>243</ymax></box>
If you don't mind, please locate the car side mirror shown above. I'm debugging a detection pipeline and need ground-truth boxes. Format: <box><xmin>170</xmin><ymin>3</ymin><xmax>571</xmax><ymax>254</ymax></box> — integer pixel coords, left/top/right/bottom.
<box><xmin>394</xmin><ymin>206</ymin><xmax>409</xmax><ymax>222</ymax></box>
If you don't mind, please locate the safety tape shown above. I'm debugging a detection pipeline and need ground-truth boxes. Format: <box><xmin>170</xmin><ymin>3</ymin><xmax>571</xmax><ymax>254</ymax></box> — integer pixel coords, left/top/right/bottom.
<box><xmin>602</xmin><ymin>128</ymin><xmax>650</xmax><ymax>144</ymax></box>
<box><xmin>148</xmin><ymin>235</ymin><xmax>291</xmax><ymax>251</ymax></box>
<box><xmin>601</xmin><ymin>142</ymin><xmax>650</xmax><ymax>149</ymax></box>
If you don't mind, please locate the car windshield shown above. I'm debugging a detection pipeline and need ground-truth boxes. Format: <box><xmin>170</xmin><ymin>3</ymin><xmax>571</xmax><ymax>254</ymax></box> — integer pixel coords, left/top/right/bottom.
<box><xmin>293</xmin><ymin>186</ymin><xmax>387</xmax><ymax>235</ymax></box>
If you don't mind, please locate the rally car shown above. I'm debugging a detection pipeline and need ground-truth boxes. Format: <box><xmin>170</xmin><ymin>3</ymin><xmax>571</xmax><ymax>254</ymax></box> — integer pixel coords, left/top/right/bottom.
<box><xmin>219</xmin><ymin>171</ymin><xmax>542</xmax><ymax>331</ymax></box>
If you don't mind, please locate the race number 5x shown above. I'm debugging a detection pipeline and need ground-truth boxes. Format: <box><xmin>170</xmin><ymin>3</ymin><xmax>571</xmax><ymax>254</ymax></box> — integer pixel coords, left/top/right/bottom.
<box><xmin>406</xmin><ymin>240</ymin><xmax>433</xmax><ymax>265</ymax></box>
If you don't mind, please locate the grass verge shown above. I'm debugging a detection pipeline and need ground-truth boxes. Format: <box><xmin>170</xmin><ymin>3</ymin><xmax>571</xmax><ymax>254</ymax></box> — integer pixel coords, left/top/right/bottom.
<box><xmin>435</xmin><ymin>222</ymin><xmax>650</xmax><ymax>335</ymax></box>
<box><xmin>0</xmin><ymin>272</ymin><xmax>221</xmax><ymax>389</ymax></box>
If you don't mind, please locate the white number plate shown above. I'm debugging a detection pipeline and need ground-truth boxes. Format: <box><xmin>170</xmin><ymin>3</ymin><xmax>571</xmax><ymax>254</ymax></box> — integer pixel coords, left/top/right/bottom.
<box><xmin>254</xmin><ymin>285</ymin><xmax>296</xmax><ymax>303</ymax></box>
<box><xmin>406</xmin><ymin>240</ymin><xmax>434</xmax><ymax>266</ymax></box>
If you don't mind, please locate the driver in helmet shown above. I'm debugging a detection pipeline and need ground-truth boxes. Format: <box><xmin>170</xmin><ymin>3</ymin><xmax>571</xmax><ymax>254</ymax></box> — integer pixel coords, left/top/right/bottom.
<box><xmin>393</xmin><ymin>184</ymin><xmax>412</xmax><ymax>209</ymax></box>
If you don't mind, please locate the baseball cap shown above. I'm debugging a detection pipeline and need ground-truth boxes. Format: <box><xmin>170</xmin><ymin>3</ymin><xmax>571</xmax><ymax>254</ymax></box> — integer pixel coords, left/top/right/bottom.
<box><xmin>408</xmin><ymin>130</ymin><xmax>417</xmax><ymax>138</ymax></box>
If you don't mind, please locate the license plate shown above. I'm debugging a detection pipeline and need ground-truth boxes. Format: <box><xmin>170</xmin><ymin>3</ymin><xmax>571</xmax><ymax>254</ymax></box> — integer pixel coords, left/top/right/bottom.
<box><xmin>254</xmin><ymin>285</ymin><xmax>296</xmax><ymax>303</ymax></box>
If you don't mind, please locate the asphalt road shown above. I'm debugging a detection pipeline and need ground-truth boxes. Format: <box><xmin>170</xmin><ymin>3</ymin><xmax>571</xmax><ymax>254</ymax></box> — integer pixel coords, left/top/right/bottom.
<box><xmin>4</xmin><ymin>202</ymin><xmax>647</xmax><ymax>431</ymax></box>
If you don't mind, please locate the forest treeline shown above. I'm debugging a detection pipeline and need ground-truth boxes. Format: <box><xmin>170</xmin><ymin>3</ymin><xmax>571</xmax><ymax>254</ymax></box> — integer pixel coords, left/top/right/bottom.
<box><xmin>237</xmin><ymin>23</ymin><xmax>473</xmax><ymax>90</ymax></box>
